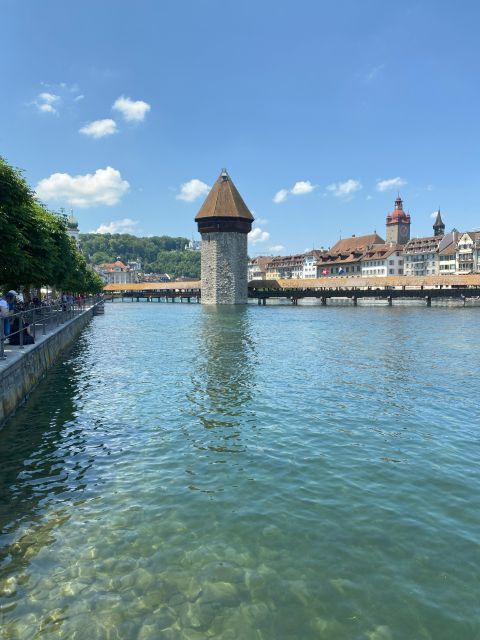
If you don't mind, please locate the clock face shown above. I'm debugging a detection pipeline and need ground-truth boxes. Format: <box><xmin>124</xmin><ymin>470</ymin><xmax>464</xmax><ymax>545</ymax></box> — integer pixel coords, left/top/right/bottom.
<box><xmin>399</xmin><ymin>225</ymin><xmax>409</xmax><ymax>239</ymax></box>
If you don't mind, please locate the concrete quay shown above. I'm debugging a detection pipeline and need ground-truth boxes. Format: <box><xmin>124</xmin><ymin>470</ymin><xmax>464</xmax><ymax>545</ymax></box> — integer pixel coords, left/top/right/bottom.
<box><xmin>0</xmin><ymin>301</ymin><xmax>103</xmax><ymax>427</ymax></box>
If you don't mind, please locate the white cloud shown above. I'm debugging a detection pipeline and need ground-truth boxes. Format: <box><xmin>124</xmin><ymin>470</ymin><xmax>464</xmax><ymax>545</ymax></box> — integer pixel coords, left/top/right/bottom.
<box><xmin>255</xmin><ymin>217</ymin><xmax>268</xmax><ymax>225</ymax></box>
<box><xmin>365</xmin><ymin>63</ymin><xmax>385</xmax><ymax>82</ymax></box>
<box><xmin>176</xmin><ymin>179</ymin><xmax>210</xmax><ymax>202</ymax></box>
<box><xmin>39</xmin><ymin>92</ymin><xmax>59</xmax><ymax>104</ymax></box>
<box><xmin>430</xmin><ymin>211</ymin><xmax>440</xmax><ymax>219</ymax></box>
<box><xmin>80</xmin><ymin>118</ymin><xmax>118</xmax><ymax>138</ymax></box>
<box><xmin>273</xmin><ymin>189</ymin><xmax>289</xmax><ymax>204</ymax></box>
<box><xmin>39</xmin><ymin>103</ymin><xmax>56</xmax><ymax>114</ymax></box>
<box><xmin>74</xmin><ymin>94</ymin><xmax>85</xmax><ymax>102</ymax></box>
<box><xmin>113</xmin><ymin>95</ymin><xmax>151</xmax><ymax>122</ymax></box>
<box><xmin>376</xmin><ymin>177</ymin><xmax>407</xmax><ymax>192</ymax></box>
<box><xmin>273</xmin><ymin>180</ymin><xmax>315</xmax><ymax>203</ymax></box>
<box><xmin>95</xmin><ymin>218</ymin><xmax>138</xmax><ymax>234</ymax></box>
<box><xmin>249</xmin><ymin>227</ymin><xmax>270</xmax><ymax>244</ymax></box>
<box><xmin>36</xmin><ymin>166</ymin><xmax>130</xmax><ymax>208</ymax></box>
<box><xmin>291</xmin><ymin>180</ymin><xmax>315</xmax><ymax>195</ymax></box>
<box><xmin>269</xmin><ymin>244</ymin><xmax>285</xmax><ymax>253</ymax></box>
<box><xmin>326</xmin><ymin>179</ymin><xmax>362</xmax><ymax>199</ymax></box>
<box><xmin>36</xmin><ymin>92</ymin><xmax>60</xmax><ymax>114</ymax></box>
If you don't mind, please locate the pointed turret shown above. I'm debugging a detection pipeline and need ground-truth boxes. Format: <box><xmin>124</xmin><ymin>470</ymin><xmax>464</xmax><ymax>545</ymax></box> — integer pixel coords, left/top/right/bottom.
<box><xmin>433</xmin><ymin>209</ymin><xmax>445</xmax><ymax>237</ymax></box>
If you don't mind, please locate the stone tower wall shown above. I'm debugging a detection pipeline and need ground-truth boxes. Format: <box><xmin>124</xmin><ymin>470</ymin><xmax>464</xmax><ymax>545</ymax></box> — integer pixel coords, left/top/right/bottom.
<box><xmin>386</xmin><ymin>222</ymin><xmax>410</xmax><ymax>245</ymax></box>
<box><xmin>200</xmin><ymin>232</ymin><xmax>248</xmax><ymax>304</ymax></box>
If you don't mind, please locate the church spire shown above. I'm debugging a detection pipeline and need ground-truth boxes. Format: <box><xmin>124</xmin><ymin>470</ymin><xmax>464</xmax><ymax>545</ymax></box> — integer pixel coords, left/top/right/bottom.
<box><xmin>433</xmin><ymin>209</ymin><xmax>445</xmax><ymax>237</ymax></box>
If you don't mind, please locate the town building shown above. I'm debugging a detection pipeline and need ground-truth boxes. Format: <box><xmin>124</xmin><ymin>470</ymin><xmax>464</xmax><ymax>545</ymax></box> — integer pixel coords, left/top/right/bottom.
<box><xmin>94</xmin><ymin>259</ymin><xmax>141</xmax><ymax>284</ymax></box>
<box><xmin>385</xmin><ymin>196</ymin><xmax>411</xmax><ymax>244</ymax></box>
<box><xmin>438</xmin><ymin>231</ymin><xmax>458</xmax><ymax>275</ymax></box>
<box><xmin>185</xmin><ymin>239</ymin><xmax>202</xmax><ymax>251</ymax></box>
<box><xmin>361</xmin><ymin>244</ymin><xmax>405</xmax><ymax>277</ymax></box>
<box><xmin>402</xmin><ymin>212</ymin><xmax>448</xmax><ymax>276</ymax></box>
<box><xmin>195</xmin><ymin>169</ymin><xmax>253</xmax><ymax>304</ymax></box>
<box><xmin>248</xmin><ymin>256</ymin><xmax>271</xmax><ymax>281</ymax></box>
<box><xmin>266</xmin><ymin>254</ymin><xmax>305</xmax><ymax>279</ymax></box>
<box><xmin>457</xmin><ymin>231</ymin><xmax>480</xmax><ymax>273</ymax></box>
<box><xmin>303</xmin><ymin>251</ymin><xmax>325</xmax><ymax>278</ymax></box>
<box><xmin>316</xmin><ymin>233</ymin><xmax>385</xmax><ymax>276</ymax></box>
<box><xmin>403</xmin><ymin>237</ymin><xmax>441</xmax><ymax>276</ymax></box>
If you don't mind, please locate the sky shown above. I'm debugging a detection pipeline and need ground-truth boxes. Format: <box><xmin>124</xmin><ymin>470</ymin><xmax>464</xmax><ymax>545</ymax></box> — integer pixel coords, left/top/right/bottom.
<box><xmin>1</xmin><ymin>0</ymin><xmax>480</xmax><ymax>256</ymax></box>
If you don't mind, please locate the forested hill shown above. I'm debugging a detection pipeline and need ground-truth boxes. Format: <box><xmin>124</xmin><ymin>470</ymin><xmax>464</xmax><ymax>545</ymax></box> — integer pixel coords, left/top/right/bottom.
<box><xmin>79</xmin><ymin>233</ymin><xmax>201</xmax><ymax>279</ymax></box>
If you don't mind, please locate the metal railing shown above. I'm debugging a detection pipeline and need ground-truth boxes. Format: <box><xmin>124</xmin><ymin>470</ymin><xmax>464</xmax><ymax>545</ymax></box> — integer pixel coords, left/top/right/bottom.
<box><xmin>0</xmin><ymin>296</ymin><xmax>102</xmax><ymax>360</ymax></box>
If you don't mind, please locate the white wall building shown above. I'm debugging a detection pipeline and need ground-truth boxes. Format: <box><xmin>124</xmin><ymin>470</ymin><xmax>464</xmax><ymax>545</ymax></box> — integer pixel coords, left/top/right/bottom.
<box><xmin>361</xmin><ymin>244</ymin><xmax>405</xmax><ymax>277</ymax></box>
<box><xmin>403</xmin><ymin>237</ymin><xmax>441</xmax><ymax>276</ymax></box>
<box><xmin>457</xmin><ymin>232</ymin><xmax>480</xmax><ymax>273</ymax></box>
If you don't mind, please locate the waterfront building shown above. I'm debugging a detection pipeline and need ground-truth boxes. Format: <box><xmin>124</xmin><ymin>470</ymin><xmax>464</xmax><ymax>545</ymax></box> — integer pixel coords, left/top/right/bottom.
<box><xmin>360</xmin><ymin>244</ymin><xmax>405</xmax><ymax>277</ymax></box>
<box><xmin>438</xmin><ymin>231</ymin><xmax>458</xmax><ymax>275</ymax></box>
<box><xmin>316</xmin><ymin>233</ymin><xmax>384</xmax><ymax>276</ymax></box>
<box><xmin>456</xmin><ymin>231</ymin><xmax>480</xmax><ymax>273</ymax></box>
<box><xmin>385</xmin><ymin>196</ymin><xmax>411</xmax><ymax>245</ymax></box>
<box><xmin>248</xmin><ymin>256</ymin><xmax>270</xmax><ymax>281</ymax></box>
<box><xmin>303</xmin><ymin>250</ymin><xmax>325</xmax><ymax>278</ymax></box>
<box><xmin>403</xmin><ymin>237</ymin><xmax>442</xmax><ymax>276</ymax></box>
<box><xmin>402</xmin><ymin>213</ymin><xmax>447</xmax><ymax>276</ymax></box>
<box><xmin>195</xmin><ymin>169</ymin><xmax>253</xmax><ymax>304</ymax></box>
<box><xmin>266</xmin><ymin>254</ymin><xmax>305</xmax><ymax>279</ymax></box>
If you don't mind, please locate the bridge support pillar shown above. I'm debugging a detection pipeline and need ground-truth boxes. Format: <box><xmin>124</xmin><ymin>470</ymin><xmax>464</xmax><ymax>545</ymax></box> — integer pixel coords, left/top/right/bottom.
<box><xmin>387</xmin><ymin>296</ymin><xmax>392</xmax><ymax>306</ymax></box>
<box><xmin>262</xmin><ymin>298</ymin><xmax>266</xmax><ymax>306</ymax></box>
<box><xmin>258</xmin><ymin>298</ymin><xmax>261</xmax><ymax>306</ymax></box>
<box><xmin>352</xmin><ymin>296</ymin><xmax>357</xmax><ymax>306</ymax></box>
<box><xmin>321</xmin><ymin>296</ymin><xmax>327</xmax><ymax>306</ymax></box>
<box><xmin>425</xmin><ymin>296</ymin><xmax>431</xmax><ymax>307</ymax></box>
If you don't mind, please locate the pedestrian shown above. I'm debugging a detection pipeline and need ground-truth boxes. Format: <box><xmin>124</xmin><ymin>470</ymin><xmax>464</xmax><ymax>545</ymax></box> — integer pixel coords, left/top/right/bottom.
<box><xmin>0</xmin><ymin>290</ymin><xmax>18</xmax><ymax>337</ymax></box>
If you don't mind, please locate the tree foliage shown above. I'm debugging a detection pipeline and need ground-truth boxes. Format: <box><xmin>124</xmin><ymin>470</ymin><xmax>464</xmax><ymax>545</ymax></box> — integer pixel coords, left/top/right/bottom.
<box><xmin>79</xmin><ymin>233</ymin><xmax>201</xmax><ymax>279</ymax></box>
<box><xmin>0</xmin><ymin>156</ymin><xmax>103</xmax><ymax>294</ymax></box>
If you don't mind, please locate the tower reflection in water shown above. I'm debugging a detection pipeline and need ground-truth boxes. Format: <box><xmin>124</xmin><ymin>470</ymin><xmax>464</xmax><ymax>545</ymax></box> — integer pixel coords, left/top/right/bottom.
<box><xmin>187</xmin><ymin>305</ymin><xmax>258</xmax><ymax>455</ymax></box>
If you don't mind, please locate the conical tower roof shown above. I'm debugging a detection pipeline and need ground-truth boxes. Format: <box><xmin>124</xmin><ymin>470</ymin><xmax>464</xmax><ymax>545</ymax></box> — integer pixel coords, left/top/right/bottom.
<box><xmin>195</xmin><ymin>169</ymin><xmax>254</xmax><ymax>221</ymax></box>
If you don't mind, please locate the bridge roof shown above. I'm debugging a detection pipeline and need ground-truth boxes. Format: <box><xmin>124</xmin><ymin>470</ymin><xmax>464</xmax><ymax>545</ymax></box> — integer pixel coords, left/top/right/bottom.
<box><xmin>103</xmin><ymin>274</ymin><xmax>480</xmax><ymax>293</ymax></box>
<box><xmin>104</xmin><ymin>281</ymin><xmax>201</xmax><ymax>291</ymax></box>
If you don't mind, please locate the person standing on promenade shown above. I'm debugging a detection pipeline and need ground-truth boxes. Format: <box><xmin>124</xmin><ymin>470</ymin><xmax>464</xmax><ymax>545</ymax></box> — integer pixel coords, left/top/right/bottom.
<box><xmin>0</xmin><ymin>290</ymin><xmax>17</xmax><ymax>338</ymax></box>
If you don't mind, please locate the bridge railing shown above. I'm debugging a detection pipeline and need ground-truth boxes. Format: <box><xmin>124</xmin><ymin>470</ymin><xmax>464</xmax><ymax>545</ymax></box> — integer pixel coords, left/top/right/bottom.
<box><xmin>0</xmin><ymin>295</ymin><xmax>103</xmax><ymax>360</ymax></box>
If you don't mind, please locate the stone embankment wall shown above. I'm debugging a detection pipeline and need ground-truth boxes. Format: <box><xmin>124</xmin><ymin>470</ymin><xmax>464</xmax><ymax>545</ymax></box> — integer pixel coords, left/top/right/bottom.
<box><xmin>201</xmin><ymin>232</ymin><xmax>248</xmax><ymax>304</ymax></box>
<box><xmin>0</xmin><ymin>306</ymin><xmax>96</xmax><ymax>426</ymax></box>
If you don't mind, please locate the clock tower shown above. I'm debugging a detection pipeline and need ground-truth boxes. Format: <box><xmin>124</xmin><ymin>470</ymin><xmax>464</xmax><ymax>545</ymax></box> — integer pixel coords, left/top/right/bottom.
<box><xmin>385</xmin><ymin>196</ymin><xmax>411</xmax><ymax>245</ymax></box>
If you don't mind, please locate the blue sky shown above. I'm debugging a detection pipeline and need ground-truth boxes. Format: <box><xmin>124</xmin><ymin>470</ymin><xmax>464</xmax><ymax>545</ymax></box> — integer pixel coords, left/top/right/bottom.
<box><xmin>1</xmin><ymin>0</ymin><xmax>479</xmax><ymax>255</ymax></box>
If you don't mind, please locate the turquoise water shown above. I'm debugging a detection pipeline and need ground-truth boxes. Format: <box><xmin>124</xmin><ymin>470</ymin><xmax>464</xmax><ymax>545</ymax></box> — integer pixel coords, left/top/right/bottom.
<box><xmin>0</xmin><ymin>302</ymin><xmax>479</xmax><ymax>639</ymax></box>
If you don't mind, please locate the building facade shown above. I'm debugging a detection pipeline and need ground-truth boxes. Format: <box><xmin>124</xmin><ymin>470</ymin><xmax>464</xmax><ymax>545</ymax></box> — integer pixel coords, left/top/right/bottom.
<box><xmin>94</xmin><ymin>260</ymin><xmax>141</xmax><ymax>284</ymax></box>
<box><xmin>361</xmin><ymin>245</ymin><xmax>405</xmax><ymax>277</ymax></box>
<box><xmin>457</xmin><ymin>231</ymin><xmax>480</xmax><ymax>273</ymax></box>
<box><xmin>248</xmin><ymin>256</ymin><xmax>270</xmax><ymax>281</ymax></box>
<box><xmin>315</xmin><ymin>233</ymin><xmax>384</xmax><ymax>276</ymax></box>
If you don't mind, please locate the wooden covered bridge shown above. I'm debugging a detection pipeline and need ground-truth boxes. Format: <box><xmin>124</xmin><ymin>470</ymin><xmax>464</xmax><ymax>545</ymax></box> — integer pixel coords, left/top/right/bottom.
<box><xmin>104</xmin><ymin>274</ymin><xmax>480</xmax><ymax>305</ymax></box>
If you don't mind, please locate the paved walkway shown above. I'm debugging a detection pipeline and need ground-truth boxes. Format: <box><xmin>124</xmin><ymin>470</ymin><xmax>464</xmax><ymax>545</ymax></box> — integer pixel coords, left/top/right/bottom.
<box><xmin>0</xmin><ymin>305</ymin><xmax>96</xmax><ymax>373</ymax></box>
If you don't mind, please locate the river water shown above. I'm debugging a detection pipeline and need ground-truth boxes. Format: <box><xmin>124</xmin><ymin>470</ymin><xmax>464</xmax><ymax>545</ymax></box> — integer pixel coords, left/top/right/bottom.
<box><xmin>0</xmin><ymin>302</ymin><xmax>479</xmax><ymax>639</ymax></box>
